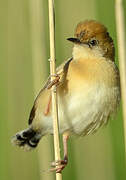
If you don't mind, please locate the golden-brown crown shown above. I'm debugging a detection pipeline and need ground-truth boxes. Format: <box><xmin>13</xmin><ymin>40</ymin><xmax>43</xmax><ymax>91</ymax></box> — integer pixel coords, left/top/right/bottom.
<box><xmin>74</xmin><ymin>20</ymin><xmax>115</xmax><ymax>60</ymax></box>
<box><xmin>75</xmin><ymin>20</ymin><xmax>107</xmax><ymax>40</ymax></box>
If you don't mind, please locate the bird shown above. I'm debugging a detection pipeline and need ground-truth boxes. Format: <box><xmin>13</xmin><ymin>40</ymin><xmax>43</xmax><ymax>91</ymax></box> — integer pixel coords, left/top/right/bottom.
<box><xmin>12</xmin><ymin>20</ymin><xmax>120</xmax><ymax>172</ymax></box>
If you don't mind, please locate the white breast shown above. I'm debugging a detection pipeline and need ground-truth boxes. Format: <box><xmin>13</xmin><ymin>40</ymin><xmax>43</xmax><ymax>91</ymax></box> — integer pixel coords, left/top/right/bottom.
<box><xmin>58</xmin><ymin>83</ymin><xmax>120</xmax><ymax>135</ymax></box>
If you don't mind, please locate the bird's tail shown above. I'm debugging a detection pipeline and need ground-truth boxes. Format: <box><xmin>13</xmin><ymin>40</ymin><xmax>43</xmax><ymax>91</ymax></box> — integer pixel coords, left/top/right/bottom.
<box><xmin>11</xmin><ymin>128</ymin><xmax>42</xmax><ymax>151</ymax></box>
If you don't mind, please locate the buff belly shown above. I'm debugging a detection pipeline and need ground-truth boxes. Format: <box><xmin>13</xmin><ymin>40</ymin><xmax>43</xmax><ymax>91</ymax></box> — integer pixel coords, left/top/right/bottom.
<box><xmin>31</xmin><ymin>83</ymin><xmax>120</xmax><ymax>136</ymax></box>
<box><xmin>57</xmin><ymin>83</ymin><xmax>120</xmax><ymax>135</ymax></box>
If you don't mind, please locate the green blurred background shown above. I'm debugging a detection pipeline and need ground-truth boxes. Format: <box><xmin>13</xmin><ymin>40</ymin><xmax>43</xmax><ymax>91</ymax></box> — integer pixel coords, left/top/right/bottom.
<box><xmin>1</xmin><ymin>0</ymin><xmax>126</xmax><ymax>179</ymax></box>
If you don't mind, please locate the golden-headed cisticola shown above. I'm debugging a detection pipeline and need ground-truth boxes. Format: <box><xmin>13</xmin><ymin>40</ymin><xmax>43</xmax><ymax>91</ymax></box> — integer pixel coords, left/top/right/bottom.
<box><xmin>12</xmin><ymin>20</ymin><xmax>120</xmax><ymax>172</ymax></box>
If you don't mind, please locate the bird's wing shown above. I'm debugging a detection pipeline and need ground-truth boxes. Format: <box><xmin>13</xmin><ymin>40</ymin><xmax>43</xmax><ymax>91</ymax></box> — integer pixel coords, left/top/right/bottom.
<box><xmin>28</xmin><ymin>57</ymin><xmax>73</xmax><ymax>125</ymax></box>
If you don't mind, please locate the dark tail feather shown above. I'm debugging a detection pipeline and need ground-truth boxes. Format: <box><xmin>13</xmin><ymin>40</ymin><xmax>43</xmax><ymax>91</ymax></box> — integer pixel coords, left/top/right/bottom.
<box><xmin>11</xmin><ymin>128</ymin><xmax>42</xmax><ymax>151</ymax></box>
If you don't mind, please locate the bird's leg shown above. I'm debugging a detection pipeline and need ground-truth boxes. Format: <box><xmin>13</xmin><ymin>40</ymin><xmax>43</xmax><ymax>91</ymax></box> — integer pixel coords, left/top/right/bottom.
<box><xmin>47</xmin><ymin>74</ymin><xmax>60</xmax><ymax>89</ymax></box>
<box><xmin>62</xmin><ymin>134</ymin><xmax>69</xmax><ymax>165</ymax></box>
<box><xmin>50</xmin><ymin>134</ymin><xmax>69</xmax><ymax>173</ymax></box>
<box><xmin>44</xmin><ymin>74</ymin><xmax>60</xmax><ymax>115</ymax></box>
<box><xmin>44</xmin><ymin>95</ymin><xmax>52</xmax><ymax>116</ymax></box>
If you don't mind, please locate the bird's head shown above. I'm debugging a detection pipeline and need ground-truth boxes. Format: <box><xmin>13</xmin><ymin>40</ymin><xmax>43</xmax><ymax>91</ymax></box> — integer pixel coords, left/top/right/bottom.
<box><xmin>67</xmin><ymin>20</ymin><xmax>115</xmax><ymax>61</ymax></box>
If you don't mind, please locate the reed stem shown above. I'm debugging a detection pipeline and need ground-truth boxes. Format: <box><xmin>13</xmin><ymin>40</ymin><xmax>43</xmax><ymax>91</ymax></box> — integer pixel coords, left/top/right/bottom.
<box><xmin>115</xmin><ymin>0</ymin><xmax>126</xmax><ymax>154</ymax></box>
<box><xmin>48</xmin><ymin>0</ymin><xmax>62</xmax><ymax>179</ymax></box>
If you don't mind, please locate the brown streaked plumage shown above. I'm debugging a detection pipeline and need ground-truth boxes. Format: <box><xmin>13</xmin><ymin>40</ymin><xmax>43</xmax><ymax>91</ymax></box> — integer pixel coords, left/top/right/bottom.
<box><xmin>12</xmin><ymin>20</ymin><xmax>120</xmax><ymax>172</ymax></box>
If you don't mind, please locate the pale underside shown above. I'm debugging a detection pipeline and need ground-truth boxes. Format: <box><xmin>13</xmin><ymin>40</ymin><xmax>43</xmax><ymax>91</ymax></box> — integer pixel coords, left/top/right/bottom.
<box><xmin>31</xmin><ymin>45</ymin><xmax>120</xmax><ymax>136</ymax></box>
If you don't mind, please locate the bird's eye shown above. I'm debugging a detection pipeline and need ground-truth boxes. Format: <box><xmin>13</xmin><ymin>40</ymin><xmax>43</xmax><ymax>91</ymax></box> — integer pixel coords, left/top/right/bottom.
<box><xmin>89</xmin><ymin>39</ymin><xmax>98</xmax><ymax>46</ymax></box>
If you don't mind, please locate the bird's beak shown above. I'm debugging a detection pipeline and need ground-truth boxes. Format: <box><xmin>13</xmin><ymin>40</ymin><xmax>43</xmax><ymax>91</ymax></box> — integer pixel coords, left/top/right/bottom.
<box><xmin>67</xmin><ymin>38</ymin><xmax>81</xmax><ymax>44</ymax></box>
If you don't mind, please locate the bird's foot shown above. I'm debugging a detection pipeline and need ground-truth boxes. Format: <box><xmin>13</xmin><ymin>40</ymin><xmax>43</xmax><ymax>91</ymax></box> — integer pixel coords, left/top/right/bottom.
<box><xmin>47</xmin><ymin>74</ymin><xmax>60</xmax><ymax>89</ymax></box>
<box><xmin>50</xmin><ymin>158</ymin><xmax>68</xmax><ymax>173</ymax></box>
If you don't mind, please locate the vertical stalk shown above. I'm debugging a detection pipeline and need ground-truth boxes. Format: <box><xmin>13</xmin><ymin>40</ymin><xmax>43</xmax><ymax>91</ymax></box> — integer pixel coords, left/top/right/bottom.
<box><xmin>115</xmin><ymin>0</ymin><xmax>126</xmax><ymax>154</ymax></box>
<box><xmin>48</xmin><ymin>0</ymin><xmax>62</xmax><ymax>180</ymax></box>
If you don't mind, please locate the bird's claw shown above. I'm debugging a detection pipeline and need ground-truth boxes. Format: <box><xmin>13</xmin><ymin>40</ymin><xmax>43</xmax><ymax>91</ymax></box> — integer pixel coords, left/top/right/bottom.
<box><xmin>50</xmin><ymin>159</ymin><xmax>68</xmax><ymax>173</ymax></box>
<box><xmin>51</xmin><ymin>159</ymin><xmax>68</xmax><ymax>166</ymax></box>
<box><xmin>47</xmin><ymin>74</ymin><xmax>60</xmax><ymax>89</ymax></box>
